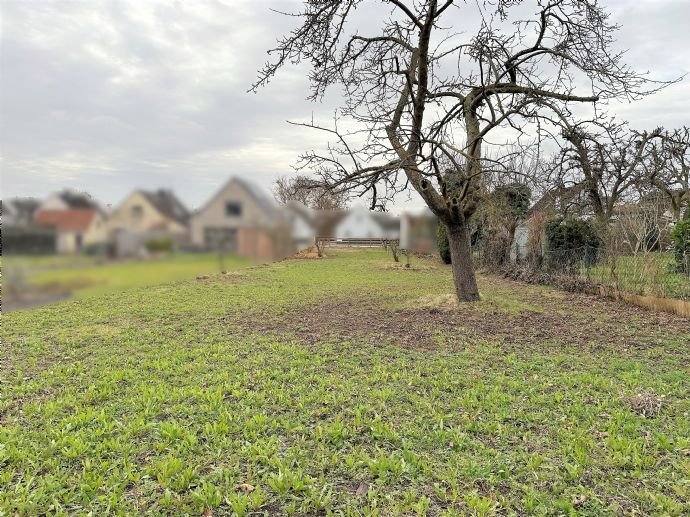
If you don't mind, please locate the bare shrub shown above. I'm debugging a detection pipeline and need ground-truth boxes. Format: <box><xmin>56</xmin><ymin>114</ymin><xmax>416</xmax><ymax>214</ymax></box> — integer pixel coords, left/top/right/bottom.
<box><xmin>610</xmin><ymin>198</ymin><xmax>667</xmax><ymax>256</ymax></box>
<box><xmin>388</xmin><ymin>240</ymin><xmax>400</xmax><ymax>263</ymax></box>
<box><xmin>501</xmin><ymin>264</ymin><xmax>595</xmax><ymax>294</ymax></box>
<box><xmin>314</xmin><ymin>238</ymin><xmax>327</xmax><ymax>258</ymax></box>
<box><xmin>526</xmin><ymin>211</ymin><xmax>547</xmax><ymax>268</ymax></box>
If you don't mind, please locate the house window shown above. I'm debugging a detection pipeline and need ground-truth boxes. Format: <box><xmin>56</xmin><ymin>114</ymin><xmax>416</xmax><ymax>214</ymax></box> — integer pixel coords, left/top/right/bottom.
<box><xmin>225</xmin><ymin>201</ymin><xmax>242</xmax><ymax>217</ymax></box>
<box><xmin>131</xmin><ymin>205</ymin><xmax>143</xmax><ymax>218</ymax></box>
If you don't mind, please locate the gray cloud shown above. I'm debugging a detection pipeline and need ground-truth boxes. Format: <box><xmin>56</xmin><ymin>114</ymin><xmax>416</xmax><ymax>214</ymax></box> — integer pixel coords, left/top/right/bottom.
<box><xmin>1</xmin><ymin>0</ymin><xmax>689</xmax><ymax>211</ymax></box>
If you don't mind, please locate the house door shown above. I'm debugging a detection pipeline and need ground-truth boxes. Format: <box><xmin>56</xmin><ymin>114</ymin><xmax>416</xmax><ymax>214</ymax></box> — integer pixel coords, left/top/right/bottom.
<box><xmin>75</xmin><ymin>234</ymin><xmax>83</xmax><ymax>251</ymax></box>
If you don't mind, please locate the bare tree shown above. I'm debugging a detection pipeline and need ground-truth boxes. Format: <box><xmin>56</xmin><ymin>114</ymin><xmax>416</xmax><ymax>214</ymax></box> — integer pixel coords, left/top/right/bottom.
<box><xmin>610</xmin><ymin>196</ymin><xmax>665</xmax><ymax>255</ymax></box>
<box><xmin>643</xmin><ymin>127</ymin><xmax>690</xmax><ymax>221</ymax></box>
<box><xmin>274</xmin><ymin>175</ymin><xmax>348</xmax><ymax>210</ymax></box>
<box><xmin>547</xmin><ymin>119</ymin><xmax>663</xmax><ymax>222</ymax></box>
<box><xmin>253</xmin><ymin>0</ymin><xmax>672</xmax><ymax>301</ymax></box>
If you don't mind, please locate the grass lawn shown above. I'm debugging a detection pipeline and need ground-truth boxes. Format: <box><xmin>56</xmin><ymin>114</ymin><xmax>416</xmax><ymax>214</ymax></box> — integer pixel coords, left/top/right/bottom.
<box><xmin>4</xmin><ymin>252</ymin><xmax>251</xmax><ymax>299</ymax></box>
<box><xmin>2</xmin><ymin>250</ymin><xmax>689</xmax><ymax>515</ymax></box>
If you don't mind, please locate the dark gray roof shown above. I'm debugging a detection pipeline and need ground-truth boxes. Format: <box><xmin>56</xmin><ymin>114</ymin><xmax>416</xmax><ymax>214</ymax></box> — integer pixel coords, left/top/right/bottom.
<box><xmin>140</xmin><ymin>189</ymin><xmax>190</xmax><ymax>225</ymax></box>
<box><xmin>194</xmin><ymin>176</ymin><xmax>281</xmax><ymax>221</ymax></box>
<box><xmin>58</xmin><ymin>190</ymin><xmax>100</xmax><ymax>209</ymax></box>
<box><xmin>527</xmin><ymin>184</ymin><xmax>585</xmax><ymax>217</ymax></box>
<box><xmin>2</xmin><ymin>197</ymin><xmax>40</xmax><ymax>226</ymax></box>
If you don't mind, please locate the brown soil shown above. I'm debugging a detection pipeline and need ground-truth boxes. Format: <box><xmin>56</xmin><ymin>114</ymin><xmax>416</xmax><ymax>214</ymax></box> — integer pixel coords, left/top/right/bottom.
<box><xmin>234</xmin><ymin>279</ymin><xmax>688</xmax><ymax>354</ymax></box>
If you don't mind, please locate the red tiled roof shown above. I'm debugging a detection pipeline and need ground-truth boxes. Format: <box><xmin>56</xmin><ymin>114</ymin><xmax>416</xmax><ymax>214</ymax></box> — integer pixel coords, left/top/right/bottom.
<box><xmin>34</xmin><ymin>209</ymin><xmax>96</xmax><ymax>232</ymax></box>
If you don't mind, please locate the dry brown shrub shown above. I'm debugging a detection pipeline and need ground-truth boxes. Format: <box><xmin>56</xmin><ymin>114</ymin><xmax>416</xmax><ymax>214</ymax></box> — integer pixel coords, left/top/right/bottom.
<box><xmin>500</xmin><ymin>264</ymin><xmax>595</xmax><ymax>293</ymax></box>
<box><xmin>526</xmin><ymin>211</ymin><xmax>547</xmax><ymax>267</ymax></box>
<box><xmin>290</xmin><ymin>246</ymin><xmax>326</xmax><ymax>259</ymax></box>
<box><xmin>626</xmin><ymin>392</ymin><xmax>664</xmax><ymax>417</ymax></box>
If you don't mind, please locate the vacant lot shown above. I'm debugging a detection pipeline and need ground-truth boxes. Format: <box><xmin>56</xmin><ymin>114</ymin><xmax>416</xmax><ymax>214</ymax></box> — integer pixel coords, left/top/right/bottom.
<box><xmin>2</xmin><ymin>250</ymin><xmax>688</xmax><ymax>515</ymax></box>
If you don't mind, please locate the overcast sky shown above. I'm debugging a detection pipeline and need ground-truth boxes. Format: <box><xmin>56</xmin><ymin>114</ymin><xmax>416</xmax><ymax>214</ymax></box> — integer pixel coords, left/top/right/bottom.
<box><xmin>1</xmin><ymin>0</ymin><xmax>689</xmax><ymax>212</ymax></box>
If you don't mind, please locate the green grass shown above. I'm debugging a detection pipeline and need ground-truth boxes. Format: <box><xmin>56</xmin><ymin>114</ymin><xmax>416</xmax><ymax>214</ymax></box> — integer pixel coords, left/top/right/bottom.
<box><xmin>2</xmin><ymin>249</ymin><xmax>689</xmax><ymax>515</ymax></box>
<box><xmin>3</xmin><ymin>254</ymin><xmax>103</xmax><ymax>271</ymax></box>
<box><xmin>586</xmin><ymin>253</ymin><xmax>689</xmax><ymax>299</ymax></box>
<box><xmin>5</xmin><ymin>252</ymin><xmax>251</xmax><ymax>299</ymax></box>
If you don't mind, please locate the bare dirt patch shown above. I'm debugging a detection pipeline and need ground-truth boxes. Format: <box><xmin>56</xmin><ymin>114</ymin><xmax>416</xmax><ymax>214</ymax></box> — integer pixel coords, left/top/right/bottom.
<box><xmin>626</xmin><ymin>392</ymin><xmax>665</xmax><ymax>417</ymax></box>
<box><xmin>232</xmin><ymin>280</ymin><xmax>689</xmax><ymax>355</ymax></box>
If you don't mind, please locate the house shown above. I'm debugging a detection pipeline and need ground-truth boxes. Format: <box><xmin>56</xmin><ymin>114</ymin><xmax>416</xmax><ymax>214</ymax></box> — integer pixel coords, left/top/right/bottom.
<box><xmin>2</xmin><ymin>198</ymin><xmax>57</xmax><ymax>254</ymax></box>
<box><xmin>106</xmin><ymin>189</ymin><xmax>190</xmax><ymax>256</ymax></box>
<box><xmin>283</xmin><ymin>205</ymin><xmax>344</xmax><ymax>241</ymax></box>
<box><xmin>283</xmin><ymin>201</ymin><xmax>320</xmax><ymax>250</ymax></box>
<box><xmin>284</xmin><ymin>202</ymin><xmax>403</xmax><ymax>248</ymax></box>
<box><xmin>191</xmin><ymin>177</ymin><xmax>403</xmax><ymax>258</ymax></box>
<box><xmin>190</xmin><ymin>177</ymin><xmax>292</xmax><ymax>259</ymax></box>
<box><xmin>34</xmin><ymin>209</ymin><xmax>107</xmax><ymax>254</ymax></box>
<box><xmin>107</xmin><ymin>189</ymin><xmax>189</xmax><ymax>234</ymax></box>
<box><xmin>33</xmin><ymin>191</ymin><xmax>107</xmax><ymax>253</ymax></box>
<box><xmin>400</xmin><ymin>209</ymin><xmax>438</xmax><ymax>253</ymax></box>
<box><xmin>509</xmin><ymin>185</ymin><xmax>587</xmax><ymax>262</ymax></box>
<box><xmin>38</xmin><ymin>190</ymin><xmax>103</xmax><ymax>211</ymax></box>
<box><xmin>287</xmin><ymin>204</ymin><xmax>400</xmax><ymax>242</ymax></box>
<box><xmin>328</xmin><ymin>205</ymin><xmax>400</xmax><ymax>240</ymax></box>
<box><xmin>3</xmin><ymin>198</ymin><xmax>40</xmax><ymax>227</ymax></box>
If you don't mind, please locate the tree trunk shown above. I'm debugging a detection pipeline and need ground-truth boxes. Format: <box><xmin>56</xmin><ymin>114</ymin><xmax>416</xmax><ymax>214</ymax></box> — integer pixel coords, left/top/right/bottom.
<box><xmin>671</xmin><ymin>195</ymin><xmax>681</xmax><ymax>222</ymax></box>
<box><xmin>446</xmin><ymin>221</ymin><xmax>480</xmax><ymax>302</ymax></box>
